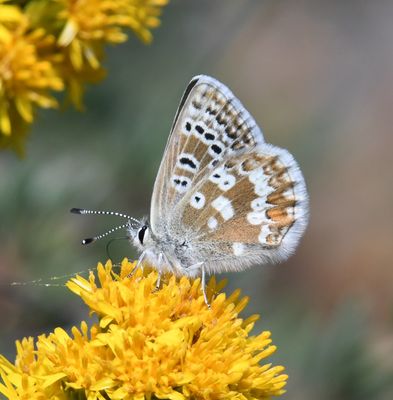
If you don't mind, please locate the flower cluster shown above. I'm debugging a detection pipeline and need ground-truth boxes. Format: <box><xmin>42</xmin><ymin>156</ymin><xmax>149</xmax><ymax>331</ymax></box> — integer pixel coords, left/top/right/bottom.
<box><xmin>0</xmin><ymin>0</ymin><xmax>168</xmax><ymax>155</ymax></box>
<box><xmin>0</xmin><ymin>259</ymin><xmax>287</xmax><ymax>399</ymax></box>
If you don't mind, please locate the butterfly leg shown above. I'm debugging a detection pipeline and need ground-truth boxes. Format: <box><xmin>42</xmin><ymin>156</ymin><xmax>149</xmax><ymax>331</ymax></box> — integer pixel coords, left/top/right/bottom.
<box><xmin>128</xmin><ymin>250</ymin><xmax>146</xmax><ymax>278</ymax></box>
<box><xmin>154</xmin><ymin>253</ymin><xmax>163</xmax><ymax>291</ymax></box>
<box><xmin>201</xmin><ymin>264</ymin><xmax>211</xmax><ymax>308</ymax></box>
<box><xmin>187</xmin><ymin>263</ymin><xmax>211</xmax><ymax>308</ymax></box>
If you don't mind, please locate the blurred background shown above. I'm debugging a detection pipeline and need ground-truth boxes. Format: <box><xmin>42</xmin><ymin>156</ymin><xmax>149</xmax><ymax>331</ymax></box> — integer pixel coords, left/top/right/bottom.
<box><xmin>1</xmin><ymin>0</ymin><xmax>393</xmax><ymax>398</ymax></box>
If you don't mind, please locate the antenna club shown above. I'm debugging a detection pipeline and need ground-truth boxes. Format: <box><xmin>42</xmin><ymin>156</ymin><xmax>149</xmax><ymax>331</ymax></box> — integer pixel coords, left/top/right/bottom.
<box><xmin>70</xmin><ymin>208</ymin><xmax>85</xmax><ymax>214</ymax></box>
<box><xmin>82</xmin><ymin>238</ymin><xmax>95</xmax><ymax>245</ymax></box>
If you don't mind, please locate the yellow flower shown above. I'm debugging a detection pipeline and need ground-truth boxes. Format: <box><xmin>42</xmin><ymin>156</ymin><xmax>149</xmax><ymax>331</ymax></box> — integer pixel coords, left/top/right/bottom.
<box><xmin>0</xmin><ymin>6</ymin><xmax>64</xmax><ymax>155</ymax></box>
<box><xmin>0</xmin><ymin>0</ymin><xmax>168</xmax><ymax>154</ymax></box>
<box><xmin>0</xmin><ymin>259</ymin><xmax>288</xmax><ymax>399</ymax></box>
<box><xmin>54</xmin><ymin>0</ymin><xmax>168</xmax><ymax>108</ymax></box>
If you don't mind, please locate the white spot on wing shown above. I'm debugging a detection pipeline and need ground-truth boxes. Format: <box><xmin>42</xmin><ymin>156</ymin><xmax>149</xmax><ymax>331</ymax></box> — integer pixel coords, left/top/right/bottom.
<box><xmin>208</xmin><ymin>216</ymin><xmax>218</xmax><ymax>230</ymax></box>
<box><xmin>233</xmin><ymin>242</ymin><xmax>244</xmax><ymax>256</ymax></box>
<box><xmin>248</xmin><ymin>168</ymin><xmax>265</xmax><ymax>183</ymax></box>
<box><xmin>218</xmin><ymin>174</ymin><xmax>236</xmax><ymax>191</ymax></box>
<box><xmin>172</xmin><ymin>175</ymin><xmax>191</xmax><ymax>193</ymax></box>
<box><xmin>209</xmin><ymin>168</ymin><xmax>236</xmax><ymax>191</ymax></box>
<box><xmin>251</xmin><ymin>197</ymin><xmax>266</xmax><ymax>211</ymax></box>
<box><xmin>254</xmin><ymin>180</ymin><xmax>268</xmax><ymax>196</ymax></box>
<box><xmin>190</xmin><ymin>192</ymin><xmax>205</xmax><ymax>209</ymax></box>
<box><xmin>247</xmin><ymin>211</ymin><xmax>265</xmax><ymax>225</ymax></box>
<box><xmin>212</xmin><ymin>195</ymin><xmax>234</xmax><ymax>221</ymax></box>
<box><xmin>258</xmin><ymin>224</ymin><xmax>270</xmax><ymax>244</ymax></box>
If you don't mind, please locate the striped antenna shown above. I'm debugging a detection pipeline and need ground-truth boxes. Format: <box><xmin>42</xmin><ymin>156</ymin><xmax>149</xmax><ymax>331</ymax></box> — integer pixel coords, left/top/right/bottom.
<box><xmin>70</xmin><ymin>208</ymin><xmax>140</xmax><ymax>226</ymax></box>
<box><xmin>81</xmin><ymin>223</ymin><xmax>130</xmax><ymax>245</ymax></box>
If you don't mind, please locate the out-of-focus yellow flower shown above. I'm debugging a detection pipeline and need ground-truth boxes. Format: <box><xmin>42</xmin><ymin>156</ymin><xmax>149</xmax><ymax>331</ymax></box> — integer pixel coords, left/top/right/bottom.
<box><xmin>0</xmin><ymin>259</ymin><xmax>288</xmax><ymax>399</ymax></box>
<box><xmin>55</xmin><ymin>0</ymin><xmax>168</xmax><ymax>108</ymax></box>
<box><xmin>0</xmin><ymin>6</ymin><xmax>63</xmax><ymax>155</ymax></box>
<box><xmin>1</xmin><ymin>0</ymin><xmax>168</xmax><ymax>154</ymax></box>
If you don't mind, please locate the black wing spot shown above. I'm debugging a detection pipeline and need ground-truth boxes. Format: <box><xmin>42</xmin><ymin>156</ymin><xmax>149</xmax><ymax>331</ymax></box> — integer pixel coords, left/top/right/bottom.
<box><xmin>211</xmin><ymin>144</ymin><xmax>222</xmax><ymax>154</ymax></box>
<box><xmin>213</xmin><ymin>173</ymin><xmax>221</xmax><ymax>178</ymax></box>
<box><xmin>181</xmin><ymin>180</ymin><xmax>188</xmax><ymax>187</ymax></box>
<box><xmin>185</xmin><ymin>122</ymin><xmax>191</xmax><ymax>131</ymax></box>
<box><xmin>216</xmin><ymin>114</ymin><xmax>227</xmax><ymax>126</ymax></box>
<box><xmin>211</xmin><ymin>159</ymin><xmax>219</xmax><ymax>167</ymax></box>
<box><xmin>192</xmin><ymin>100</ymin><xmax>202</xmax><ymax>110</ymax></box>
<box><xmin>195</xmin><ymin>196</ymin><xmax>201</xmax><ymax>202</ymax></box>
<box><xmin>206</xmin><ymin>106</ymin><xmax>217</xmax><ymax>115</ymax></box>
<box><xmin>180</xmin><ymin>157</ymin><xmax>197</xmax><ymax>170</ymax></box>
<box><xmin>174</xmin><ymin>178</ymin><xmax>181</xmax><ymax>185</ymax></box>
<box><xmin>195</xmin><ymin>125</ymin><xmax>204</xmax><ymax>134</ymax></box>
<box><xmin>204</xmin><ymin>133</ymin><xmax>215</xmax><ymax>141</ymax></box>
<box><xmin>225</xmin><ymin>126</ymin><xmax>237</xmax><ymax>139</ymax></box>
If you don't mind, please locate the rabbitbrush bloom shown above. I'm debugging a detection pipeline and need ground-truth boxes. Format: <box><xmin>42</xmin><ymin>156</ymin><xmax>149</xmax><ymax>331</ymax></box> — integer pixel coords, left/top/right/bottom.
<box><xmin>0</xmin><ymin>259</ymin><xmax>288</xmax><ymax>399</ymax></box>
<box><xmin>0</xmin><ymin>0</ymin><xmax>168</xmax><ymax>154</ymax></box>
<box><xmin>0</xmin><ymin>4</ymin><xmax>63</xmax><ymax>154</ymax></box>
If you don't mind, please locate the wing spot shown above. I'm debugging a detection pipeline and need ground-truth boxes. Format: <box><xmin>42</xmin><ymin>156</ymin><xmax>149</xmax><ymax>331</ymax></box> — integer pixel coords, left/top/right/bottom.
<box><xmin>195</xmin><ymin>125</ymin><xmax>204</xmax><ymax>134</ymax></box>
<box><xmin>218</xmin><ymin>174</ymin><xmax>236</xmax><ymax>191</ymax></box>
<box><xmin>251</xmin><ymin>197</ymin><xmax>266</xmax><ymax>211</ymax></box>
<box><xmin>180</xmin><ymin>157</ymin><xmax>196</xmax><ymax>169</ymax></box>
<box><xmin>231</xmin><ymin>141</ymin><xmax>246</xmax><ymax>151</ymax></box>
<box><xmin>208</xmin><ymin>216</ymin><xmax>218</xmax><ymax>230</ymax></box>
<box><xmin>247</xmin><ymin>211</ymin><xmax>265</xmax><ymax>225</ymax></box>
<box><xmin>212</xmin><ymin>195</ymin><xmax>234</xmax><ymax>221</ymax></box>
<box><xmin>209</xmin><ymin>159</ymin><xmax>219</xmax><ymax>169</ymax></box>
<box><xmin>177</xmin><ymin>153</ymin><xmax>200</xmax><ymax>172</ymax></box>
<box><xmin>216</xmin><ymin>114</ymin><xmax>227</xmax><ymax>126</ymax></box>
<box><xmin>190</xmin><ymin>192</ymin><xmax>206</xmax><ymax>209</ymax></box>
<box><xmin>206</xmin><ymin>106</ymin><xmax>217</xmax><ymax>115</ymax></box>
<box><xmin>224</xmin><ymin>160</ymin><xmax>237</xmax><ymax>170</ymax></box>
<box><xmin>211</xmin><ymin>144</ymin><xmax>222</xmax><ymax>154</ymax></box>
<box><xmin>258</xmin><ymin>225</ymin><xmax>270</xmax><ymax>244</ymax></box>
<box><xmin>172</xmin><ymin>175</ymin><xmax>191</xmax><ymax>193</ymax></box>
<box><xmin>192</xmin><ymin>100</ymin><xmax>202</xmax><ymax>110</ymax></box>
<box><xmin>204</xmin><ymin>133</ymin><xmax>215</xmax><ymax>141</ymax></box>
<box><xmin>233</xmin><ymin>242</ymin><xmax>244</xmax><ymax>256</ymax></box>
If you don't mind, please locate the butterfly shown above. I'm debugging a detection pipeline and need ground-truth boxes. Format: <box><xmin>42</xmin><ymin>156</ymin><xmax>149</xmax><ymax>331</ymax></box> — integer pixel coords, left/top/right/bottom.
<box><xmin>72</xmin><ymin>75</ymin><xmax>309</xmax><ymax>306</ymax></box>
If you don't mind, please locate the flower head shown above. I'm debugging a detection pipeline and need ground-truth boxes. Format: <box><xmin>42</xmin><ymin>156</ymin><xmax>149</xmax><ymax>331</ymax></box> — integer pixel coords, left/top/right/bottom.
<box><xmin>0</xmin><ymin>259</ymin><xmax>287</xmax><ymax>399</ymax></box>
<box><xmin>0</xmin><ymin>0</ymin><xmax>168</xmax><ymax>154</ymax></box>
<box><xmin>0</xmin><ymin>5</ymin><xmax>63</xmax><ymax>154</ymax></box>
<box><xmin>55</xmin><ymin>0</ymin><xmax>168</xmax><ymax>108</ymax></box>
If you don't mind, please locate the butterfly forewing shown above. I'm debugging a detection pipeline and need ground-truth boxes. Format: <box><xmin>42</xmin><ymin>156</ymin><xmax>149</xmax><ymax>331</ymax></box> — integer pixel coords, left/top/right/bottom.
<box><xmin>150</xmin><ymin>75</ymin><xmax>264</xmax><ymax>234</ymax></box>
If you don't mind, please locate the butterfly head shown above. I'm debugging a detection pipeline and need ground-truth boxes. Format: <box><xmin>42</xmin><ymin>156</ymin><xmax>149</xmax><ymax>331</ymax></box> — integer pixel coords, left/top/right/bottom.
<box><xmin>127</xmin><ymin>218</ymin><xmax>154</xmax><ymax>251</ymax></box>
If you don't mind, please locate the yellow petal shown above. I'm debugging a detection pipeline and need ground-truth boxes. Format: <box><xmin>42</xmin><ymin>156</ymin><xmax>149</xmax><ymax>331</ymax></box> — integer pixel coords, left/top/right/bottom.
<box><xmin>15</xmin><ymin>96</ymin><xmax>33</xmax><ymax>123</ymax></box>
<box><xmin>0</xmin><ymin>104</ymin><xmax>11</xmax><ymax>136</ymax></box>
<box><xmin>58</xmin><ymin>19</ymin><xmax>78</xmax><ymax>47</ymax></box>
<box><xmin>69</xmin><ymin>39</ymin><xmax>83</xmax><ymax>70</ymax></box>
<box><xmin>42</xmin><ymin>372</ymin><xmax>67</xmax><ymax>388</ymax></box>
<box><xmin>0</xmin><ymin>5</ymin><xmax>23</xmax><ymax>23</ymax></box>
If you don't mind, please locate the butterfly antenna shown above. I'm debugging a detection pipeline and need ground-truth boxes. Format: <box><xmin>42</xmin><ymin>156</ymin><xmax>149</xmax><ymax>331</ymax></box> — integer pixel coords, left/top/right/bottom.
<box><xmin>70</xmin><ymin>208</ymin><xmax>140</xmax><ymax>226</ymax></box>
<box><xmin>81</xmin><ymin>223</ymin><xmax>130</xmax><ymax>245</ymax></box>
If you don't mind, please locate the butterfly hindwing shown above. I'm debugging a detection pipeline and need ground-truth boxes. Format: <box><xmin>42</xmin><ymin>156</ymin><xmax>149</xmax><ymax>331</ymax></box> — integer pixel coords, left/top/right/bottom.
<box><xmin>169</xmin><ymin>143</ymin><xmax>308</xmax><ymax>273</ymax></box>
<box><xmin>150</xmin><ymin>75</ymin><xmax>264</xmax><ymax>234</ymax></box>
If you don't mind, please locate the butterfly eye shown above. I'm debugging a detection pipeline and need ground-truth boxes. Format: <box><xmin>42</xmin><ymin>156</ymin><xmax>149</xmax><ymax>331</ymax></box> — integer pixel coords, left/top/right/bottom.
<box><xmin>138</xmin><ymin>225</ymin><xmax>148</xmax><ymax>245</ymax></box>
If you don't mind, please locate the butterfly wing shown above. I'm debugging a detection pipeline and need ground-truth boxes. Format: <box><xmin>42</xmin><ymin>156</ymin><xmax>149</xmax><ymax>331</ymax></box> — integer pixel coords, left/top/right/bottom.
<box><xmin>170</xmin><ymin>143</ymin><xmax>308</xmax><ymax>274</ymax></box>
<box><xmin>150</xmin><ymin>75</ymin><xmax>264</xmax><ymax>234</ymax></box>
